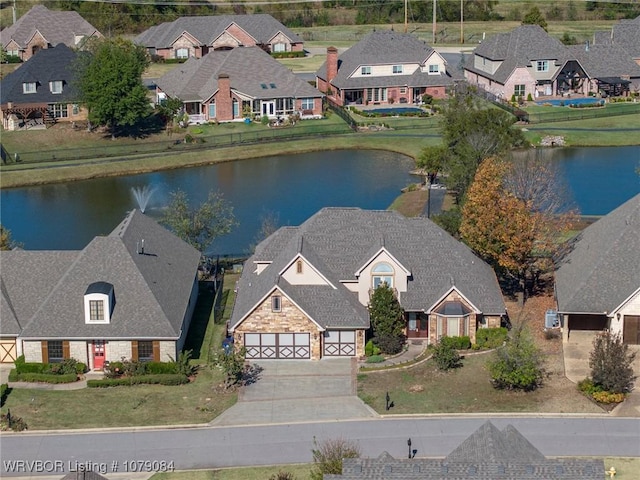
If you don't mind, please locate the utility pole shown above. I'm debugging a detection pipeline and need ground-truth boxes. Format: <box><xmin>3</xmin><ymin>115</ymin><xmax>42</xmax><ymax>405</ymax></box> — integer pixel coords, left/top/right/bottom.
<box><xmin>432</xmin><ymin>0</ymin><xmax>437</xmax><ymax>44</ymax></box>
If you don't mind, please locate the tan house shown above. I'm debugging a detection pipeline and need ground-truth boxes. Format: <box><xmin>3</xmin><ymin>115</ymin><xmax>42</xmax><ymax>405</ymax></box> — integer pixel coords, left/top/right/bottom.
<box><xmin>0</xmin><ymin>5</ymin><xmax>100</xmax><ymax>61</ymax></box>
<box><xmin>229</xmin><ymin>208</ymin><xmax>506</xmax><ymax>361</ymax></box>
<box><xmin>0</xmin><ymin>210</ymin><xmax>201</xmax><ymax>369</ymax></box>
<box><xmin>135</xmin><ymin>14</ymin><xmax>303</xmax><ymax>60</ymax></box>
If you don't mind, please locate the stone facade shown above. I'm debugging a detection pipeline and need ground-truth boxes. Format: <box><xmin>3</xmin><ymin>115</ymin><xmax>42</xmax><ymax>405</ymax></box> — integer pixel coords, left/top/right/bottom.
<box><xmin>23</xmin><ymin>340</ymin><xmax>42</xmax><ymax>363</ymax></box>
<box><xmin>212</xmin><ymin>30</ymin><xmax>243</xmax><ymax>50</ymax></box>
<box><xmin>159</xmin><ymin>341</ymin><xmax>176</xmax><ymax>362</ymax></box>
<box><xmin>69</xmin><ymin>341</ymin><xmax>87</xmax><ymax>364</ymax></box>
<box><xmin>106</xmin><ymin>341</ymin><xmax>132</xmax><ymax>362</ymax></box>
<box><xmin>428</xmin><ymin>290</ymin><xmax>479</xmax><ymax>345</ymax></box>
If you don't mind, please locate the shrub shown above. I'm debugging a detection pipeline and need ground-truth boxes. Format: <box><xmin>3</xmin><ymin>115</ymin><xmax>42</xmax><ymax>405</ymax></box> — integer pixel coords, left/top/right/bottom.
<box><xmin>591</xmin><ymin>391</ymin><xmax>625</xmax><ymax>404</ymax></box>
<box><xmin>76</xmin><ymin>362</ymin><xmax>87</xmax><ymax>374</ymax></box>
<box><xmin>544</xmin><ymin>329</ymin><xmax>560</xmax><ymax>340</ymax></box>
<box><xmin>269</xmin><ymin>471</ymin><xmax>297</xmax><ymax>480</ymax></box>
<box><xmin>365</xmin><ymin>355</ymin><xmax>385</xmax><ymax>364</ymax></box>
<box><xmin>14</xmin><ymin>373</ymin><xmax>78</xmax><ymax>384</ymax></box>
<box><xmin>47</xmin><ymin>358</ymin><xmax>80</xmax><ymax>375</ymax></box>
<box><xmin>365</xmin><ymin>339</ymin><xmax>374</xmax><ymax>357</ymax></box>
<box><xmin>145</xmin><ymin>362</ymin><xmax>179</xmax><ymax>375</ymax></box>
<box><xmin>527</xmin><ymin>93</ymin><xmax>533</xmax><ymax>102</ymax></box>
<box><xmin>476</xmin><ymin>327</ymin><xmax>508</xmax><ymax>349</ymax></box>
<box><xmin>1</xmin><ymin>411</ymin><xmax>28</xmax><ymax>432</ymax></box>
<box><xmin>0</xmin><ymin>384</ymin><xmax>9</xmax><ymax>407</ymax></box>
<box><xmin>440</xmin><ymin>335</ymin><xmax>471</xmax><ymax>350</ymax></box>
<box><xmin>7</xmin><ymin>369</ymin><xmax>17</xmax><ymax>382</ymax></box>
<box><xmin>432</xmin><ymin>338</ymin><xmax>462</xmax><ymax>371</ymax></box>
<box><xmin>589</xmin><ymin>331</ymin><xmax>636</xmax><ymax>394</ymax></box>
<box><xmin>104</xmin><ymin>361</ymin><xmax>125</xmax><ymax>378</ymax></box>
<box><xmin>374</xmin><ymin>334</ymin><xmax>404</xmax><ymax>355</ymax></box>
<box><xmin>170</xmin><ymin>350</ymin><xmax>197</xmax><ymax>377</ymax></box>
<box><xmin>578</xmin><ymin>378</ymin><xmax>603</xmax><ymax>396</ymax></box>
<box><xmin>271</xmin><ymin>51</ymin><xmax>305</xmax><ymax>59</ymax></box>
<box><xmin>488</xmin><ymin>327</ymin><xmax>545</xmax><ymax>391</ymax></box>
<box><xmin>421</xmin><ymin>93</ymin><xmax>433</xmax><ymax>105</ymax></box>
<box><xmin>310</xmin><ymin>438</ymin><xmax>360</xmax><ymax>480</ymax></box>
<box><xmin>261</xmin><ymin>115</ymin><xmax>269</xmax><ymax>125</ymax></box>
<box><xmin>87</xmin><ymin>374</ymin><xmax>189</xmax><ymax>387</ymax></box>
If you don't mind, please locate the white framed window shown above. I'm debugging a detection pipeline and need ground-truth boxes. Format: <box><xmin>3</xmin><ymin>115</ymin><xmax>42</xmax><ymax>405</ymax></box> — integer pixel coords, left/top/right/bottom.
<box><xmin>361</xmin><ymin>66</ymin><xmax>372</xmax><ymax>75</ymax></box>
<box><xmin>428</xmin><ymin>64</ymin><xmax>439</xmax><ymax>74</ymax></box>
<box><xmin>399</xmin><ymin>87</ymin><xmax>407</xmax><ymax>94</ymax></box>
<box><xmin>49</xmin><ymin>80</ymin><xmax>63</xmax><ymax>94</ymax></box>
<box><xmin>301</xmin><ymin>98</ymin><xmax>314</xmax><ymax>110</ymax></box>
<box><xmin>89</xmin><ymin>300</ymin><xmax>104</xmax><ymax>321</ymax></box>
<box><xmin>536</xmin><ymin>60</ymin><xmax>549</xmax><ymax>72</ymax></box>
<box><xmin>272</xmin><ymin>295</ymin><xmax>282</xmax><ymax>312</ymax></box>
<box><xmin>175</xmin><ymin>48</ymin><xmax>189</xmax><ymax>59</ymax></box>
<box><xmin>372</xmin><ymin>262</ymin><xmax>394</xmax><ymax>289</ymax></box>
<box><xmin>50</xmin><ymin>104</ymin><xmax>68</xmax><ymax>118</ymax></box>
<box><xmin>273</xmin><ymin>43</ymin><xmax>286</xmax><ymax>53</ymax></box>
<box><xmin>366</xmin><ymin>88</ymin><xmax>387</xmax><ymax>102</ymax></box>
<box><xmin>514</xmin><ymin>84</ymin><xmax>525</xmax><ymax>97</ymax></box>
<box><xmin>23</xmin><ymin>82</ymin><xmax>36</xmax><ymax>94</ymax></box>
<box><xmin>392</xmin><ymin>65</ymin><xmax>403</xmax><ymax>74</ymax></box>
<box><xmin>72</xmin><ymin>104</ymin><xmax>79</xmax><ymax>115</ymax></box>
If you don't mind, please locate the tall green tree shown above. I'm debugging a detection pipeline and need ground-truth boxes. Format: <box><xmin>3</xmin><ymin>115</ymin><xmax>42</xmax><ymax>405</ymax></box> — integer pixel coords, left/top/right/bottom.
<box><xmin>76</xmin><ymin>38</ymin><xmax>150</xmax><ymax>138</ymax></box>
<box><xmin>488</xmin><ymin>325</ymin><xmax>545</xmax><ymax>391</ymax></box>
<box><xmin>161</xmin><ymin>189</ymin><xmax>238</xmax><ymax>254</ymax></box>
<box><xmin>368</xmin><ymin>283</ymin><xmax>405</xmax><ymax>354</ymax></box>
<box><xmin>522</xmin><ymin>6</ymin><xmax>548</xmax><ymax>31</ymax></box>
<box><xmin>589</xmin><ymin>332</ymin><xmax>636</xmax><ymax>394</ymax></box>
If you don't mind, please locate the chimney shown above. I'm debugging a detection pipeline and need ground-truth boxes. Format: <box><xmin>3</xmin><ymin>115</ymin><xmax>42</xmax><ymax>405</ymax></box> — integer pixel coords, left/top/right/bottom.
<box><xmin>217</xmin><ymin>73</ymin><xmax>232</xmax><ymax>121</ymax></box>
<box><xmin>141</xmin><ymin>238</ymin><xmax>145</xmax><ymax>255</ymax></box>
<box><xmin>326</xmin><ymin>47</ymin><xmax>338</xmax><ymax>83</ymax></box>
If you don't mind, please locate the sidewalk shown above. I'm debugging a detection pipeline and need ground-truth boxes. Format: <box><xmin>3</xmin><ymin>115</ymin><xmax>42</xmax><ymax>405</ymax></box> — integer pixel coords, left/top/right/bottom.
<box><xmin>359</xmin><ymin>341</ymin><xmax>427</xmax><ymax>370</ymax></box>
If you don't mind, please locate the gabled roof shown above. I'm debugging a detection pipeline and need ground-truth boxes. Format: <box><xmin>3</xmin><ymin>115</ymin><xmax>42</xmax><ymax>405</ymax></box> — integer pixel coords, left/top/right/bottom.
<box><xmin>0</xmin><ymin>44</ymin><xmax>84</xmax><ymax>106</ymax></box>
<box><xmin>556</xmin><ymin>194</ymin><xmax>640</xmax><ymax>314</ymax></box>
<box><xmin>156</xmin><ymin>47</ymin><xmax>322</xmax><ymax>103</ymax></box>
<box><xmin>593</xmin><ymin>16</ymin><xmax>640</xmax><ymax>59</ymax></box>
<box><xmin>2</xmin><ymin>210</ymin><xmax>200</xmax><ymax>339</ymax></box>
<box><xmin>466</xmin><ymin>25</ymin><xmax>569</xmax><ymax>84</ymax></box>
<box><xmin>0</xmin><ymin>5</ymin><xmax>99</xmax><ymax>50</ymax></box>
<box><xmin>315</xmin><ymin>30</ymin><xmax>460</xmax><ymax>89</ymax></box>
<box><xmin>134</xmin><ymin>14</ymin><xmax>301</xmax><ymax>49</ymax></box>
<box><xmin>567</xmin><ymin>43</ymin><xmax>640</xmax><ymax>79</ymax></box>
<box><xmin>230</xmin><ymin>208</ymin><xmax>505</xmax><ymax>331</ymax></box>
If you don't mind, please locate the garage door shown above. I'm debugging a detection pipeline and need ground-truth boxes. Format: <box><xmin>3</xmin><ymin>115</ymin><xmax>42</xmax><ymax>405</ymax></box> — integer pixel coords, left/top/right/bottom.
<box><xmin>569</xmin><ymin>314</ymin><xmax>608</xmax><ymax>331</ymax></box>
<box><xmin>244</xmin><ymin>333</ymin><xmax>310</xmax><ymax>359</ymax></box>
<box><xmin>324</xmin><ymin>330</ymin><xmax>356</xmax><ymax>357</ymax></box>
<box><xmin>0</xmin><ymin>338</ymin><xmax>17</xmax><ymax>363</ymax></box>
<box><xmin>623</xmin><ymin>316</ymin><xmax>640</xmax><ymax>345</ymax></box>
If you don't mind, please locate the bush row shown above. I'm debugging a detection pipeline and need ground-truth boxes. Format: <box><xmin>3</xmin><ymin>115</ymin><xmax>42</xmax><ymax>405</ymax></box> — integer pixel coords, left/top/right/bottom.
<box><xmin>440</xmin><ymin>336</ymin><xmax>471</xmax><ymax>350</ymax></box>
<box><xmin>271</xmin><ymin>51</ymin><xmax>305</xmax><ymax>59</ymax></box>
<box><xmin>87</xmin><ymin>374</ymin><xmax>189</xmax><ymax>388</ymax></box>
<box><xmin>476</xmin><ymin>328</ymin><xmax>508</xmax><ymax>349</ymax></box>
<box><xmin>0</xmin><ymin>384</ymin><xmax>8</xmax><ymax>407</ymax></box>
<box><xmin>14</xmin><ymin>356</ymin><xmax>86</xmax><ymax>375</ymax></box>
<box><xmin>578</xmin><ymin>378</ymin><xmax>626</xmax><ymax>404</ymax></box>
<box><xmin>9</xmin><ymin>371</ymin><xmax>78</xmax><ymax>384</ymax></box>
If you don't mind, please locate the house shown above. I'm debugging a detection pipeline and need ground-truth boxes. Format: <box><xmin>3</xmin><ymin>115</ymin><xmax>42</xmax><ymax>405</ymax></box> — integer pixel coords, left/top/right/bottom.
<box><xmin>0</xmin><ymin>210</ymin><xmax>201</xmax><ymax>368</ymax></box>
<box><xmin>324</xmin><ymin>421</ymin><xmax>604</xmax><ymax>479</ymax></box>
<box><xmin>0</xmin><ymin>44</ymin><xmax>88</xmax><ymax>131</ymax></box>
<box><xmin>228</xmin><ymin>208</ymin><xmax>505</xmax><ymax>361</ymax></box>
<box><xmin>315</xmin><ymin>30</ymin><xmax>460</xmax><ymax>107</ymax></box>
<box><xmin>135</xmin><ymin>14</ymin><xmax>303</xmax><ymax>60</ymax></box>
<box><xmin>155</xmin><ymin>46</ymin><xmax>323</xmax><ymax>122</ymax></box>
<box><xmin>593</xmin><ymin>15</ymin><xmax>640</xmax><ymax>67</ymax></box>
<box><xmin>555</xmin><ymin>194</ymin><xmax>640</xmax><ymax>344</ymax></box>
<box><xmin>0</xmin><ymin>5</ymin><xmax>101</xmax><ymax>62</ymax></box>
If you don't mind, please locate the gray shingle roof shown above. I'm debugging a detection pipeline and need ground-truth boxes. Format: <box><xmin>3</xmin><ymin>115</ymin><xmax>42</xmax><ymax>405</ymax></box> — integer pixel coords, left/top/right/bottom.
<box><xmin>324</xmin><ymin>421</ymin><xmax>604</xmax><ymax>479</ymax></box>
<box><xmin>555</xmin><ymin>194</ymin><xmax>640</xmax><ymax>314</ymax></box>
<box><xmin>2</xmin><ymin>210</ymin><xmax>201</xmax><ymax>340</ymax></box>
<box><xmin>593</xmin><ymin>16</ymin><xmax>640</xmax><ymax>59</ymax></box>
<box><xmin>566</xmin><ymin>44</ymin><xmax>640</xmax><ymax>79</ymax></box>
<box><xmin>230</xmin><ymin>208</ymin><xmax>505</xmax><ymax>331</ymax></box>
<box><xmin>0</xmin><ymin>5</ymin><xmax>99</xmax><ymax>50</ymax></box>
<box><xmin>0</xmin><ymin>44</ymin><xmax>83</xmax><ymax>106</ymax></box>
<box><xmin>315</xmin><ymin>30</ymin><xmax>460</xmax><ymax>89</ymax></box>
<box><xmin>134</xmin><ymin>14</ymin><xmax>301</xmax><ymax>49</ymax></box>
<box><xmin>156</xmin><ymin>46</ymin><xmax>322</xmax><ymax>103</ymax></box>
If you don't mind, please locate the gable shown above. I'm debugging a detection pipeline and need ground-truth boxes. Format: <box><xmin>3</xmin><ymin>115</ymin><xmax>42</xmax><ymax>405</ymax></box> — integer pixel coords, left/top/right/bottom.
<box><xmin>211</xmin><ymin>30</ymin><xmax>242</xmax><ymax>49</ymax></box>
<box><xmin>280</xmin><ymin>255</ymin><xmax>333</xmax><ymax>286</ymax></box>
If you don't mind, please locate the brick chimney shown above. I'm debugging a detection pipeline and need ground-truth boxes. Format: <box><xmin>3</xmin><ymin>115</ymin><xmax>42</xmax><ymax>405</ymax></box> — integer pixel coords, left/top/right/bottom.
<box><xmin>216</xmin><ymin>73</ymin><xmax>232</xmax><ymax>121</ymax></box>
<box><xmin>326</xmin><ymin>46</ymin><xmax>338</xmax><ymax>83</ymax></box>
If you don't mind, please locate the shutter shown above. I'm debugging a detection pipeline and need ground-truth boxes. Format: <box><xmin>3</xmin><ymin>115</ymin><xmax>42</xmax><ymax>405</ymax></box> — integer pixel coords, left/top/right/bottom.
<box><xmin>131</xmin><ymin>340</ymin><xmax>139</xmax><ymax>361</ymax></box>
<box><xmin>152</xmin><ymin>341</ymin><xmax>160</xmax><ymax>362</ymax></box>
<box><xmin>41</xmin><ymin>341</ymin><xmax>49</xmax><ymax>364</ymax></box>
<box><xmin>63</xmin><ymin>341</ymin><xmax>70</xmax><ymax>359</ymax></box>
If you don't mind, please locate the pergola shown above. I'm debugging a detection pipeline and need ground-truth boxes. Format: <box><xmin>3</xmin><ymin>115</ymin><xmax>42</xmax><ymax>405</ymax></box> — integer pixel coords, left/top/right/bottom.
<box><xmin>596</xmin><ymin>77</ymin><xmax>631</xmax><ymax>97</ymax></box>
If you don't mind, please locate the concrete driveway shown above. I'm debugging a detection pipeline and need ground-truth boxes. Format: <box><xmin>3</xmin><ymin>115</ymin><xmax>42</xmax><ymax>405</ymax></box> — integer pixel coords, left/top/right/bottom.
<box><xmin>211</xmin><ymin>358</ymin><xmax>378</xmax><ymax>426</ymax></box>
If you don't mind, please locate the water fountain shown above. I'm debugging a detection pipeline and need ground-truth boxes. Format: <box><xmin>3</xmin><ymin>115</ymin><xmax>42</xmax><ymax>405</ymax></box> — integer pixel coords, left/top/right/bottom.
<box><xmin>131</xmin><ymin>185</ymin><xmax>156</xmax><ymax>213</ymax></box>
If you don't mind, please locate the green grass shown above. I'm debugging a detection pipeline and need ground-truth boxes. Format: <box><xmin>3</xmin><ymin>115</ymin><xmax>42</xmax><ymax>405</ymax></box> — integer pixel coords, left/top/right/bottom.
<box><xmin>152</xmin><ymin>465</ymin><xmax>313</xmax><ymax>480</ymax></box>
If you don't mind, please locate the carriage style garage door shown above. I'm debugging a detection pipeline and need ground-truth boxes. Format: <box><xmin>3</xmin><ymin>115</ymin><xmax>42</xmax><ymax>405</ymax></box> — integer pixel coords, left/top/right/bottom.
<box><xmin>0</xmin><ymin>338</ymin><xmax>17</xmax><ymax>363</ymax></box>
<box><xmin>244</xmin><ymin>333</ymin><xmax>310</xmax><ymax>359</ymax></box>
<box><xmin>623</xmin><ymin>316</ymin><xmax>640</xmax><ymax>345</ymax></box>
<box><xmin>324</xmin><ymin>330</ymin><xmax>356</xmax><ymax>356</ymax></box>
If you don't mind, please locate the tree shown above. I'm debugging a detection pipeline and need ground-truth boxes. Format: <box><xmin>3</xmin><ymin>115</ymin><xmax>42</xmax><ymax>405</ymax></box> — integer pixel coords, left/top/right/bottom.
<box><xmin>76</xmin><ymin>38</ymin><xmax>151</xmax><ymax>138</ymax></box>
<box><xmin>249</xmin><ymin>211</ymin><xmax>280</xmax><ymax>253</ymax></box>
<box><xmin>589</xmin><ymin>332</ymin><xmax>636</xmax><ymax>394</ymax></box>
<box><xmin>416</xmin><ymin>144</ymin><xmax>450</xmax><ymax>184</ymax></box>
<box><xmin>161</xmin><ymin>189</ymin><xmax>238</xmax><ymax>254</ymax></box>
<box><xmin>368</xmin><ymin>283</ymin><xmax>405</xmax><ymax>355</ymax></box>
<box><xmin>310</xmin><ymin>437</ymin><xmax>360</xmax><ymax>480</ymax></box>
<box><xmin>522</xmin><ymin>6</ymin><xmax>548</xmax><ymax>31</ymax></box>
<box><xmin>155</xmin><ymin>96</ymin><xmax>183</xmax><ymax>128</ymax></box>
<box><xmin>488</xmin><ymin>326</ymin><xmax>545</xmax><ymax>391</ymax></box>
<box><xmin>0</xmin><ymin>225</ymin><xmax>21</xmax><ymax>250</ymax></box>
<box><xmin>432</xmin><ymin>338</ymin><xmax>462</xmax><ymax>371</ymax></box>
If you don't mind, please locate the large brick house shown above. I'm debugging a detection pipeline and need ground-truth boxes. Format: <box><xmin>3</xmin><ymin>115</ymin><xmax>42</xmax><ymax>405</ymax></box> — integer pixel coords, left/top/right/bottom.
<box><xmin>155</xmin><ymin>46</ymin><xmax>323</xmax><ymax>122</ymax></box>
<box><xmin>0</xmin><ymin>5</ymin><xmax>100</xmax><ymax>62</ymax></box>
<box><xmin>0</xmin><ymin>210</ymin><xmax>201</xmax><ymax>368</ymax></box>
<box><xmin>229</xmin><ymin>208</ymin><xmax>506</xmax><ymax>361</ymax></box>
<box><xmin>135</xmin><ymin>14</ymin><xmax>303</xmax><ymax>60</ymax></box>
<box><xmin>315</xmin><ymin>30</ymin><xmax>460</xmax><ymax>107</ymax></box>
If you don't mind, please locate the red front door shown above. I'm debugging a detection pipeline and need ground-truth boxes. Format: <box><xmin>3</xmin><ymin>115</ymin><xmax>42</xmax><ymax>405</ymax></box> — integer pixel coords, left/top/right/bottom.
<box><xmin>407</xmin><ymin>314</ymin><xmax>429</xmax><ymax>338</ymax></box>
<box><xmin>93</xmin><ymin>340</ymin><xmax>105</xmax><ymax>370</ymax></box>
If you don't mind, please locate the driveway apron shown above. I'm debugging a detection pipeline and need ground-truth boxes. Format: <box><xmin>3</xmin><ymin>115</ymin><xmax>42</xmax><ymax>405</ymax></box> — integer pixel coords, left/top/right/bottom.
<box><xmin>211</xmin><ymin>358</ymin><xmax>378</xmax><ymax>426</ymax></box>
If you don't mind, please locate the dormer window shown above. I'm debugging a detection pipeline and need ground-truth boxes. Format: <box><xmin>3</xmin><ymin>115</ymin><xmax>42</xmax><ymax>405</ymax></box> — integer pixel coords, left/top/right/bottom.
<box><xmin>536</xmin><ymin>60</ymin><xmax>549</xmax><ymax>72</ymax></box>
<box><xmin>428</xmin><ymin>64</ymin><xmax>439</xmax><ymax>74</ymax></box>
<box><xmin>49</xmin><ymin>81</ymin><xmax>63</xmax><ymax>94</ymax></box>
<box><xmin>23</xmin><ymin>82</ymin><xmax>36</xmax><ymax>94</ymax></box>
<box><xmin>84</xmin><ymin>281</ymin><xmax>114</xmax><ymax>324</ymax></box>
<box><xmin>372</xmin><ymin>262</ymin><xmax>394</xmax><ymax>289</ymax></box>
<box><xmin>392</xmin><ymin>65</ymin><xmax>403</xmax><ymax>74</ymax></box>
<box><xmin>361</xmin><ymin>66</ymin><xmax>372</xmax><ymax>75</ymax></box>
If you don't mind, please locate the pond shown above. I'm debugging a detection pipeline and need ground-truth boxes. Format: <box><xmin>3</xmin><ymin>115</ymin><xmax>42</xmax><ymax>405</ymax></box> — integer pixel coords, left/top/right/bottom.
<box><xmin>1</xmin><ymin>146</ymin><xmax>638</xmax><ymax>255</ymax></box>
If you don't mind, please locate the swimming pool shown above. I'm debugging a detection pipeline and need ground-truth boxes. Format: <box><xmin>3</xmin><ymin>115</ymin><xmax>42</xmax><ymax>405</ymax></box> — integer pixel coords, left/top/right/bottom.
<box><xmin>364</xmin><ymin>107</ymin><xmax>425</xmax><ymax>115</ymax></box>
<box><xmin>537</xmin><ymin>97</ymin><xmax>604</xmax><ymax>107</ymax></box>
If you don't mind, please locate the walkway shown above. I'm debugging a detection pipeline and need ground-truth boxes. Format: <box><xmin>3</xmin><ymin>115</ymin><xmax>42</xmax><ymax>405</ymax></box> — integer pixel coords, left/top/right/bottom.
<box><xmin>359</xmin><ymin>341</ymin><xmax>427</xmax><ymax>370</ymax></box>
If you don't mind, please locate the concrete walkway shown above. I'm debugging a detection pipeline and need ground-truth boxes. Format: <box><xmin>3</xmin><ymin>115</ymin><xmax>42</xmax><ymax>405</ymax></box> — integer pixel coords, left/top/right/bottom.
<box><xmin>359</xmin><ymin>340</ymin><xmax>427</xmax><ymax>369</ymax></box>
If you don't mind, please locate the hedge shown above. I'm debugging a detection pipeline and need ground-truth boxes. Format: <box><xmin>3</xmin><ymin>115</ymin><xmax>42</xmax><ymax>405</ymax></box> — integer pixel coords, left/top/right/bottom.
<box><xmin>87</xmin><ymin>374</ymin><xmax>189</xmax><ymax>388</ymax></box>
<box><xmin>14</xmin><ymin>356</ymin><xmax>86</xmax><ymax>375</ymax></box>
<box><xmin>12</xmin><ymin>372</ymin><xmax>78</xmax><ymax>384</ymax></box>
<box><xmin>144</xmin><ymin>362</ymin><xmax>179</xmax><ymax>375</ymax></box>
<box><xmin>476</xmin><ymin>327</ymin><xmax>508</xmax><ymax>349</ymax></box>
<box><xmin>0</xmin><ymin>384</ymin><xmax>8</xmax><ymax>407</ymax></box>
<box><xmin>271</xmin><ymin>51</ymin><xmax>305</xmax><ymax>59</ymax></box>
<box><xmin>440</xmin><ymin>335</ymin><xmax>471</xmax><ymax>350</ymax></box>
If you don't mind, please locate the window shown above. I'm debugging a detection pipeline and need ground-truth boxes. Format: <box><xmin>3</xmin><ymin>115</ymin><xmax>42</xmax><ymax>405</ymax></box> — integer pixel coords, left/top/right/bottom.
<box><xmin>72</xmin><ymin>104</ymin><xmax>79</xmax><ymax>115</ymax></box>
<box><xmin>514</xmin><ymin>84</ymin><xmax>525</xmax><ymax>97</ymax></box>
<box><xmin>392</xmin><ymin>65</ymin><xmax>403</xmax><ymax>74</ymax></box>
<box><xmin>89</xmin><ymin>300</ymin><xmax>104</xmax><ymax>321</ymax></box>
<box><xmin>175</xmin><ymin>48</ymin><xmax>189</xmax><ymax>59</ymax></box>
<box><xmin>272</xmin><ymin>295</ymin><xmax>282</xmax><ymax>312</ymax></box>
<box><xmin>372</xmin><ymin>262</ymin><xmax>394</xmax><ymax>289</ymax></box>
<box><xmin>361</xmin><ymin>66</ymin><xmax>372</xmax><ymax>75</ymax></box>
<box><xmin>399</xmin><ymin>87</ymin><xmax>407</xmax><ymax>94</ymax></box>
<box><xmin>536</xmin><ymin>60</ymin><xmax>549</xmax><ymax>72</ymax></box>
<box><xmin>428</xmin><ymin>64</ymin><xmax>439</xmax><ymax>74</ymax></box>
<box><xmin>233</xmin><ymin>98</ymin><xmax>239</xmax><ymax>118</ymax></box>
<box><xmin>301</xmin><ymin>98</ymin><xmax>314</xmax><ymax>110</ymax></box>
<box><xmin>48</xmin><ymin>341</ymin><xmax>64</xmax><ymax>363</ymax></box>
<box><xmin>273</xmin><ymin>43</ymin><xmax>286</xmax><ymax>53</ymax></box>
<box><xmin>366</xmin><ymin>88</ymin><xmax>387</xmax><ymax>102</ymax></box>
<box><xmin>138</xmin><ymin>341</ymin><xmax>154</xmax><ymax>361</ymax></box>
<box><xmin>50</xmin><ymin>104</ymin><xmax>68</xmax><ymax>118</ymax></box>
<box><xmin>23</xmin><ymin>82</ymin><xmax>36</xmax><ymax>94</ymax></box>
<box><xmin>296</xmin><ymin>260</ymin><xmax>303</xmax><ymax>274</ymax></box>
<box><xmin>49</xmin><ymin>81</ymin><xmax>63</xmax><ymax>94</ymax></box>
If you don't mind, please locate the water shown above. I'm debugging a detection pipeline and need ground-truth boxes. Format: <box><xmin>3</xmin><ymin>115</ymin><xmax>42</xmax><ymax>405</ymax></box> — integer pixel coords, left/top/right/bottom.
<box><xmin>1</xmin><ymin>147</ymin><xmax>638</xmax><ymax>254</ymax></box>
<box><xmin>536</xmin><ymin>98</ymin><xmax>604</xmax><ymax>107</ymax></box>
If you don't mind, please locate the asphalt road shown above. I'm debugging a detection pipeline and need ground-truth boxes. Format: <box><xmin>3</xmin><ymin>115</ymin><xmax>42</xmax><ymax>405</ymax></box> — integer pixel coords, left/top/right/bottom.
<box><xmin>1</xmin><ymin>417</ymin><xmax>638</xmax><ymax>476</ymax></box>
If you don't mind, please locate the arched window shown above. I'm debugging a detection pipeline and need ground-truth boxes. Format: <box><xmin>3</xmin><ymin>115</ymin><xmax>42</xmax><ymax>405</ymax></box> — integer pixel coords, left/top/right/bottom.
<box><xmin>296</xmin><ymin>260</ymin><xmax>303</xmax><ymax>274</ymax></box>
<box><xmin>372</xmin><ymin>263</ymin><xmax>394</xmax><ymax>289</ymax></box>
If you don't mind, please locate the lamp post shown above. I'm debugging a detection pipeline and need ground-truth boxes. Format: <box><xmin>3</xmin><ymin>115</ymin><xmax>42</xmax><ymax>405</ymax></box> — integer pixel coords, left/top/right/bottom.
<box><xmin>407</xmin><ymin>438</ymin><xmax>412</xmax><ymax>459</ymax></box>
